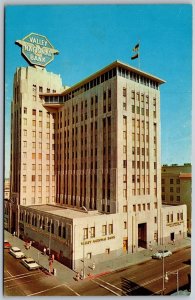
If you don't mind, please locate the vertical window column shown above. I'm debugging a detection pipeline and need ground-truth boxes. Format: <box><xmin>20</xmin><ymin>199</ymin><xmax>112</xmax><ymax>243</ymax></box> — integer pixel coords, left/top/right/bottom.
<box><xmin>123</xmin><ymin>116</ymin><xmax>127</xmax><ymax>199</ymax></box>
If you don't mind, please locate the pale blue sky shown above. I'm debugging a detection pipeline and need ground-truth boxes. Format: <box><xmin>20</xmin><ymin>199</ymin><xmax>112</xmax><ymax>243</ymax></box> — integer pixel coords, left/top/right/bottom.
<box><xmin>4</xmin><ymin>4</ymin><xmax>192</xmax><ymax>177</ymax></box>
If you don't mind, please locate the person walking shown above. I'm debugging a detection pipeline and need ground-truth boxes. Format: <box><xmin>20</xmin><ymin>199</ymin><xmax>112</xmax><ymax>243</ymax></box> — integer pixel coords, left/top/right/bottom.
<box><xmin>43</xmin><ymin>247</ymin><xmax>46</xmax><ymax>256</ymax></box>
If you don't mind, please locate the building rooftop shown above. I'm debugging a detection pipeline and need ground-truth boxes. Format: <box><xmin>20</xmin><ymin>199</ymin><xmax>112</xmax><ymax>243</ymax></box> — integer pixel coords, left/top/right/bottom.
<box><xmin>179</xmin><ymin>173</ymin><xmax>192</xmax><ymax>178</ymax></box>
<box><xmin>27</xmin><ymin>205</ymin><xmax>102</xmax><ymax>219</ymax></box>
<box><xmin>61</xmin><ymin>60</ymin><xmax>165</xmax><ymax>96</ymax></box>
<box><xmin>162</xmin><ymin>163</ymin><xmax>191</xmax><ymax>167</ymax></box>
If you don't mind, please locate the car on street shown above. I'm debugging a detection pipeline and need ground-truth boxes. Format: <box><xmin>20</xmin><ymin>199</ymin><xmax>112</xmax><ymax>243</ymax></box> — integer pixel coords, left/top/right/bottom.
<box><xmin>152</xmin><ymin>249</ymin><xmax>172</xmax><ymax>259</ymax></box>
<box><xmin>9</xmin><ymin>246</ymin><xmax>25</xmax><ymax>259</ymax></box>
<box><xmin>21</xmin><ymin>257</ymin><xmax>40</xmax><ymax>270</ymax></box>
<box><xmin>4</xmin><ymin>240</ymin><xmax>12</xmax><ymax>249</ymax></box>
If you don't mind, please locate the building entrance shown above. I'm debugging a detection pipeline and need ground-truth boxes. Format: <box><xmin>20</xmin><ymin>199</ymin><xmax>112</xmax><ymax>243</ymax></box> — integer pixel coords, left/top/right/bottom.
<box><xmin>123</xmin><ymin>238</ymin><xmax>128</xmax><ymax>252</ymax></box>
<box><xmin>170</xmin><ymin>232</ymin><xmax>175</xmax><ymax>241</ymax></box>
<box><xmin>11</xmin><ymin>211</ymin><xmax>16</xmax><ymax>234</ymax></box>
<box><xmin>138</xmin><ymin>223</ymin><xmax>147</xmax><ymax>248</ymax></box>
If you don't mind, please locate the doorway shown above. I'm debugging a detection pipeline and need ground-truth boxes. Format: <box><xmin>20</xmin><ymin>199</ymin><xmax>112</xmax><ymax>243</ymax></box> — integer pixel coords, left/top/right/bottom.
<box><xmin>170</xmin><ymin>232</ymin><xmax>175</xmax><ymax>241</ymax></box>
<box><xmin>11</xmin><ymin>211</ymin><xmax>16</xmax><ymax>234</ymax></box>
<box><xmin>138</xmin><ymin>223</ymin><xmax>147</xmax><ymax>248</ymax></box>
<box><xmin>123</xmin><ymin>238</ymin><xmax>128</xmax><ymax>252</ymax></box>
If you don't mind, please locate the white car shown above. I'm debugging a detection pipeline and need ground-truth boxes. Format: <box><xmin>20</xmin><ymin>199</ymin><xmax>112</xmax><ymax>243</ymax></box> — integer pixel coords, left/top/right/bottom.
<box><xmin>9</xmin><ymin>246</ymin><xmax>25</xmax><ymax>259</ymax></box>
<box><xmin>21</xmin><ymin>257</ymin><xmax>40</xmax><ymax>270</ymax></box>
<box><xmin>152</xmin><ymin>249</ymin><xmax>172</xmax><ymax>259</ymax></box>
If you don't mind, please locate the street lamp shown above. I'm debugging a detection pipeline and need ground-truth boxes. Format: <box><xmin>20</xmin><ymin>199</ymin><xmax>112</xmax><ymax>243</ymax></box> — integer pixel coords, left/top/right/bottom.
<box><xmin>40</xmin><ymin>223</ymin><xmax>52</xmax><ymax>256</ymax></box>
<box><xmin>82</xmin><ymin>231</ymin><xmax>85</xmax><ymax>279</ymax></box>
<box><xmin>165</xmin><ymin>270</ymin><xmax>179</xmax><ymax>295</ymax></box>
<box><xmin>162</xmin><ymin>249</ymin><xmax>165</xmax><ymax>295</ymax></box>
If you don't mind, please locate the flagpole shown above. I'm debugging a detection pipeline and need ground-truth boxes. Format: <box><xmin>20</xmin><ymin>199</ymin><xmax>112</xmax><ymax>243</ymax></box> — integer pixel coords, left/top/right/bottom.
<box><xmin>138</xmin><ymin>40</ymin><xmax>140</xmax><ymax>69</ymax></box>
<box><xmin>131</xmin><ymin>41</ymin><xmax>140</xmax><ymax>68</ymax></box>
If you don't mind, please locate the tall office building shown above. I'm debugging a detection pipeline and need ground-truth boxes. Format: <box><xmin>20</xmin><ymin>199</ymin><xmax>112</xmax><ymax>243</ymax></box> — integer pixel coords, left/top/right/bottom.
<box><xmin>42</xmin><ymin>61</ymin><xmax>162</xmax><ymax>214</ymax></box>
<box><xmin>9</xmin><ymin>66</ymin><xmax>64</xmax><ymax>232</ymax></box>
<box><xmin>7</xmin><ymin>51</ymin><xmax>187</xmax><ymax>268</ymax></box>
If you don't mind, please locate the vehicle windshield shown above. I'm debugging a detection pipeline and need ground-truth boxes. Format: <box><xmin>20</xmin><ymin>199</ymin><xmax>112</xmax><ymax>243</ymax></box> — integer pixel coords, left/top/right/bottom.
<box><xmin>13</xmin><ymin>249</ymin><xmax>21</xmax><ymax>253</ymax></box>
<box><xmin>28</xmin><ymin>261</ymin><xmax>36</xmax><ymax>264</ymax></box>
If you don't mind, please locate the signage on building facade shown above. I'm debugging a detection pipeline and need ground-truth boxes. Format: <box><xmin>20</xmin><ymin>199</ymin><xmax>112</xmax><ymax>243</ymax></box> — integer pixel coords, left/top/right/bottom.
<box><xmin>81</xmin><ymin>235</ymin><xmax>115</xmax><ymax>245</ymax></box>
<box><xmin>15</xmin><ymin>33</ymin><xmax>59</xmax><ymax>67</ymax></box>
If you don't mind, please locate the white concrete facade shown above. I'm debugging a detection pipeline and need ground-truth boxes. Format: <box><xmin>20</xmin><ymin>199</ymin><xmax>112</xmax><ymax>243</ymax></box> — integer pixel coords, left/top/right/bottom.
<box><xmin>8</xmin><ymin>61</ymin><xmax>188</xmax><ymax>269</ymax></box>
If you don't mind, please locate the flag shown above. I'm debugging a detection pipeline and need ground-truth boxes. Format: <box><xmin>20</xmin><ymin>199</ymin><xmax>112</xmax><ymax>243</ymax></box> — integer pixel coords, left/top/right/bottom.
<box><xmin>131</xmin><ymin>53</ymin><xmax>139</xmax><ymax>60</ymax></box>
<box><xmin>133</xmin><ymin>43</ymin><xmax>139</xmax><ymax>52</ymax></box>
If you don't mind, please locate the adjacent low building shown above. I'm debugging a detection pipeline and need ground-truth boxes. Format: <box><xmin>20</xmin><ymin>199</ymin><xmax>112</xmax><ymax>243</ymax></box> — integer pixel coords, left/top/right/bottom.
<box><xmin>161</xmin><ymin>164</ymin><xmax>191</xmax><ymax>234</ymax></box>
<box><xmin>19</xmin><ymin>203</ymin><xmax>186</xmax><ymax>269</ymax></box>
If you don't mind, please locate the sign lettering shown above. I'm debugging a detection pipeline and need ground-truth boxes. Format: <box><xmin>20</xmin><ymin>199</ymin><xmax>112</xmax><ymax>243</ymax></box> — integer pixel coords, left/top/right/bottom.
<box><xmin>15</xmin><ymin>33</ymin><xmax>59</xmax><ymax>67</ymax></box>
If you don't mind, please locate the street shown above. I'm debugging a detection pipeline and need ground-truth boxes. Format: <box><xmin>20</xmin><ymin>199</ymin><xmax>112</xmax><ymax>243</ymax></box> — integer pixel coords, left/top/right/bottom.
<box><xmin>4</xmin><ymin>246</ymin><xmax>190</xmax><ymax>296</ymax></box>
<box><xmin>4</xmin><ymin>249</ymin><xmax>78</xmax><ymax>296</ymax></box>
<box><xmin>71</xmin><ymin>247</ymin><xmax>190</xmax><ymax>296</ymax></box>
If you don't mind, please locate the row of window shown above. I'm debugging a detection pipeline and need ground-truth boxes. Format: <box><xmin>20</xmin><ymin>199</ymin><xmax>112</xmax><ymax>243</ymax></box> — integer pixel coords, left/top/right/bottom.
<box><xmin>123</xmin><ymin>160</ymin><xmax>157</xmax><ymax>173</ymax></box>
<box><xmin>83</xmin><ymin>223</ymin><xmax>113</xmax><ymax>239</ymax></box>
<box><xmin>162</xmin><ymin>178</ymin><xmax>180</xmax><ymax>185</ymax></box>
<box><xmin>162</xmin><ymin>195</ymin><xmax>180</xmax><ymax>202</ymax></box>
<box><xmin>118</xmin><ymin>67</ymin><xmax>159</xmax><ymax>90</ymax></box>
<box><xmin>45</xmin><ymin>70</ymin><xmax>158</xmax><ymax>109</ymax></box>
<box><xmin>23</xmin><ymin>175</ymin><xmax>55</xmax><ymax>182</ymax></box>
<box><xmin>23</xmin><ymin>108</ymin><xmax>51</xmax><ymax>118</ymax></box>
<box><xmin>19</xmin><ymin>212</ymin><xmax>67</xmax><ymax>239</ymax></box>
<box><xmin>22</xmin><ymin>196</ymin><xmax>55</xmax><ymax>205</ymax></box>
<box><xmin>166</xmin><ymin>212</ymin><xmax>183</xmax><ymax>223</ymax></box>
<box><xmin>32</xmin><ymin>84</ymin><xmax>56</xmax><ymax>94</ymax></box>
<box><xmin>29</xmin><ymin>153</ymin><xmax>54</xmax><ymax>160</ymax></box>
<box><xmin>22</xmin><ymin>186</ymin><xmax>55</xmax><ymax>193</ymax></box>
<box><xmin>162</xmin><ymin>187</ymin><xmax>180</xmax><ymax>193</ymax></box>
<box><xmin>123</xmin><ymin>202</ymin><xmax>157</xmax><ymax>213</ymax></box>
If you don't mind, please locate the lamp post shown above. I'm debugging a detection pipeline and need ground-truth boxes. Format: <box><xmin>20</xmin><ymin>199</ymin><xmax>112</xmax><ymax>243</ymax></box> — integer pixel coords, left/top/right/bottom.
<box><xmin>82</xmin><ymin>231</ymin><xmax>85</xmax><ymax>279</ymax></box>
<box><xmin>40</xmin><ymin>223</ymin><xmax>52</xmax><ymax>256</ymax></box>
<box><xmin>165</xmin><ymin>270</ymin><xmax>179</xmax><ymax>295</ymax></box>
<box><xmin>162</xmin><ymin>252</ymin><xmax>165</xmax><ymax>295</ymax></box>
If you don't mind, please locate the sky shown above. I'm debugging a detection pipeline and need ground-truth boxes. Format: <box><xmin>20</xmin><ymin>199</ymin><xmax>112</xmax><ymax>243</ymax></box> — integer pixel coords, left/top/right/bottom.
<box><xmin>4</xmin><ymin>4</ymin><xmax>192</xmax><ymax>178</ymax></box>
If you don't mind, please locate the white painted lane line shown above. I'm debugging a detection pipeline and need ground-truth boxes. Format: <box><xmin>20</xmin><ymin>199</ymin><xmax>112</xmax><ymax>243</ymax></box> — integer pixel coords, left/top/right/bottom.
<box><xmin>151</xmin><ymin>289</ymin><xmax>164</xmax><ymax>295</ymax></box>
<box><xmin>5</xmin><ymin>269</ymin><xmax>13</xmax><ymax>277</ymax></box>
<box><xmin>27</xmin><ymin>283</ymin><xmax>80</xmax><ymax>297</ymax></box>
<box><xmin>4</xmin><ymin>272</ymin><xmax>42</xmax><ymax>282</ymax></box>
<box><xmin>169</xmin><ymin>259</ymin><xmax>184</xmax><ymax>265</ymax></box>
<box><xmin>5</xmin><ymin>277</ymin><xmax>46</xmax><ymax>289</ymax></box>
<box><xmin>91</xmin><ymin>279</ymin><xmax>121</xmax><ymax>296</ymax></box>
<box><xmin>96</xmin><ymin>277</ymin><xmax>123</xmax><ymax>292</ymax></box>
<box><xmin>4</xmin><ymin>270</ymin><xmax>40</xmax><ymax>280</ymax></box>
<box><xmin>62</xmin><ymin>282</ymin><xmax>80</xmax><ymax>296</ymax></box>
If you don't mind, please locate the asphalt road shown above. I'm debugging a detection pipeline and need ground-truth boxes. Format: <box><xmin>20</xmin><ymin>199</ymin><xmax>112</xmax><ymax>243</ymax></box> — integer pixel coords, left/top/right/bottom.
<box><xmin>4</xmin><ymin>249</ymin><xmax>79</xmax><ymax>296</ymax></box>
<box><xmin>4</xmin><ymin>247</ymin><xmax>190</xmax><ymax>296</ymax></box>
<box><xmin>72</xmin><ymin>247</ymin><xmax>190</xmax><ymax>296</ymax></box>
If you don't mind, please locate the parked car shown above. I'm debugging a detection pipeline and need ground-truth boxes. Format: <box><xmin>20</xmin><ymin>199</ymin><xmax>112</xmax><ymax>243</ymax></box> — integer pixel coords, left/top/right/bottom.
<box><xmin>9</xmin><ymin>246</ymin><xmax>25</xmax><ymax>259</ymax></box>
<box><xmin>4</xmin><ymin>240</ymin><xmax>12</xmax><ymax>249</ymax></box>
<box><xmin>21</xmin><ymin>257</ymin><xmax>40</xmax><ymax>270</ymax></box>
<box><xmin>152</xmin><ymin>249</ymin><xmax>172</xmax><ymax>259</ymax></box>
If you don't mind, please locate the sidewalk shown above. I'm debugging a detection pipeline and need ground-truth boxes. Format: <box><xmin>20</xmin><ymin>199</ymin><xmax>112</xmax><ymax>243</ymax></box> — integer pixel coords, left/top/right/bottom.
<box><xmin>4</xmin><ymin>231</ymin><xmax>191</xmax><ymax>285</ymax></box>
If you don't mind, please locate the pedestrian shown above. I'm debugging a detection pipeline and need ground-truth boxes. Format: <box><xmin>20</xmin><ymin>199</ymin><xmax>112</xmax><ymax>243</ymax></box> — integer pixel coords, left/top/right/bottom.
<box><xmin>43</xmin><ymin>247</ymin><xmax>46</xmax><ymax>255</ymax></box>
<box><xmin>76</xmin><ymin>272</ymin><xmax>79</xmax><ymax>281</ymax></box>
